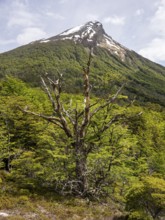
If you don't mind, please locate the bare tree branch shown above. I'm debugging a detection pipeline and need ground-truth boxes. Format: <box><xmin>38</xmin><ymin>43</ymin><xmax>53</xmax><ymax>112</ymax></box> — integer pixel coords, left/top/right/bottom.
<box><xmin>18</xmin><ymin>106</ymin><xmax>63</xmax><ymax>129</ymax></box>
<box><xmin>100</xmin><ymin>114</ymin><xmax>123</xmax><ymax>133</ymax></box>
<box><xmin>91</xmin><ymin>83</ymin><xmax>125</xmax><ymax>118</ymax></box>
<box><xmin>41</xmin><ymin>77</ymin><xmax>56</xmax><ymax>110</ymax></box>
<box><xmin>77</xmin><ymin>98</ymin><xmax>101</xmax><ymax>120</ymax></box>
<box><xmin>62</xmin><ymin>106</ymin><xmax>75</xmax><ymax>126</ymax></box>
<box><xmin>44</xmin><ymin>75</ymin><xmax>73</xmax><ymax>138</ymax></box>
<box><xmin>80</xmin><ymin>50</ymin><xmax>92</xmax><ymax>137</ymax></box>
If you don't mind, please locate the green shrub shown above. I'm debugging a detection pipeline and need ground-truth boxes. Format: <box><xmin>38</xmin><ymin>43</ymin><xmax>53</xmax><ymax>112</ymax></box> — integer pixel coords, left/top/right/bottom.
<box><xmin>128</xmin><ymin>211</ymin><xmax>151</xmax><ymax>220</ymax></box>
<box><xmin>126</xmin><ymin>176</ymin><xmax>165</xmax><ymax>220</ymax></box>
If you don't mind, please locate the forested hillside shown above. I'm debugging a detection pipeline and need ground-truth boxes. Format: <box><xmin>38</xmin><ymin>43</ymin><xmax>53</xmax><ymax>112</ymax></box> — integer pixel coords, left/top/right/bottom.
<box><xmin>0</xmin><ymin>40</ymin><xmax>165</xmax><ymax>106</ymax></box>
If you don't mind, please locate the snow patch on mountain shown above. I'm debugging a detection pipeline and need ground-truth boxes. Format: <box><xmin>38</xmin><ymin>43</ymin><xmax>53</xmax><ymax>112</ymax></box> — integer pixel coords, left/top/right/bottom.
<box><xmin>40</xmin><ymin>39</ymin><xmax>50</xmax><ymax>43</ymax></box>
<box><xmin>60</xmin><ymin>25</ymin><xmax>84</xmax><ymax>36</ymax></box>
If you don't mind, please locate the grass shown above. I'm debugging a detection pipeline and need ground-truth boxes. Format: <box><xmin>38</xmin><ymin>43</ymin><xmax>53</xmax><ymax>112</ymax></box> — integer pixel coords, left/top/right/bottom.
<box><xmin>0</xmin><ymin>193</ymin><xmax>117</xmax><ymax>220</ymax></box>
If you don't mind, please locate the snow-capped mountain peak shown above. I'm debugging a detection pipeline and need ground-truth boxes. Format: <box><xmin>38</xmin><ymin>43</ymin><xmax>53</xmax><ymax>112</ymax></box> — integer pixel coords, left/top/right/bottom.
<box><xmin>39</xmin><ymin>21</ymin><xmax>129</xmax><ymax>61</ymax></box>
<box><xmin>59</xmin><ymin>21</ymin><xmax>104</xmax><ymax>38</ymax></box>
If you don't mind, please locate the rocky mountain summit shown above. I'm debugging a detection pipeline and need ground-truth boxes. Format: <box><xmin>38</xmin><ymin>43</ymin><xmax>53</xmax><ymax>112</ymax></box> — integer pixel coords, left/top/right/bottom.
<box><xmin>39</xmin><ymin>21</ymin><xmax>128</xmax><ymax>61</ymax></box>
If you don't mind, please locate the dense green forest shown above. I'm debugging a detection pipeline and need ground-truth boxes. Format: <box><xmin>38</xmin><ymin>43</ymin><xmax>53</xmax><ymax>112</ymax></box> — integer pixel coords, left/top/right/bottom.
<box><xmin>0</xmin><ymin>66</ymin><xmax>165</xmax><ymax>219</ymax></box>
<box><xmin>0</xmin><ymin>42</ymin><xmax>165</xmax><ymax>219</ymax></box>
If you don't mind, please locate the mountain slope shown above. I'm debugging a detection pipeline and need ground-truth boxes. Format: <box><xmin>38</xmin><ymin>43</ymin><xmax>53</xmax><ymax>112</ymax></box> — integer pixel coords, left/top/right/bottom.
<box><xmin>0</xmin><ymin>21</ymin><xmax>165</xmax><ymax>106</ymax></box>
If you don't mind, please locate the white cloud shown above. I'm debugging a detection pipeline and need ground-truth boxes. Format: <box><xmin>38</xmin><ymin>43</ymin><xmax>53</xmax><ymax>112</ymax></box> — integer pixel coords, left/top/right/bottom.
<box><xmin>139</xmin><ymin>38</ymin><xmax>165</xmax><ymax>62</ymax></box>
<box><xmin>45</xmin><ymin>12</ymin><xmax>65</xmax><ymax>20</ymax></box>
<box><xmin>103</xmin><ymin>16</ymin><xmax>125</xmax><ymax>25</ymax></box>
<box><xmin>86</xmin><ymin>14</ymin><xmax>99</xmax><ymax>21</ymax></box>
<box><xmin>5</xmin><ymin>0</ymin><xmax>48</xmax><ymax>46</ymax></box>
<box><xmin>16</xmin><ymin>27</ymin><xmax>47</xmax><ymax>45</ymax></box>
<box><xmin>138</xmin><ymin>0</ymin><xmax>165</xmax><ymax>63</ymax></box>
<box><xmin>7</xmin><ymin>11</ymin><xmax>34</xmax><ymax>28</ymax></box>
<box><xmin>59</xmin><ymin>0</ymin><xmax>68</xmax><ymax>4</ymax></box>
<box><xmin>0</xmin><ymin>39</ymin><xmax>16</xmax><ymax>45</ymax></box>
<box><xmin>135</xmin><ymin>8</ymin><xmax>144</xmax><ymax>16</ymax></box>
<box><xmin>150</xmin><ymin>0</ymin><xmax>165</xmax><ymax>36</ymax></box>
<box><xmin>7</xmin><ymin>0</ymin><xmax>36</xmax><ymax>28</ymax></box>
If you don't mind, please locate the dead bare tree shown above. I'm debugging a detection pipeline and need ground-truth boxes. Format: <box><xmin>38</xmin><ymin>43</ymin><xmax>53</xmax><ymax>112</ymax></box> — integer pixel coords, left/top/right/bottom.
<box><xmin>20</xmin><ymin>50</ymin><xmax>125</xmax><ymax>197</ymax></box>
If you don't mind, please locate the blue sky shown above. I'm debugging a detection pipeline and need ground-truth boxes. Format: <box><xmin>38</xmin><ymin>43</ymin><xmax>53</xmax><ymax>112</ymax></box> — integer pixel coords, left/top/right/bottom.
<box><xmin>0</xmin><ymin>0</ymin><xmax>165</xmax><ymax>66</ymax></box>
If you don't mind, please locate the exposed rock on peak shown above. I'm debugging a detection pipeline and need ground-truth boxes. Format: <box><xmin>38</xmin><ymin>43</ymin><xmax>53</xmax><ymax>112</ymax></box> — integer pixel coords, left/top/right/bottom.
<box><xmin>39</xmin><ymin>21</ymin><xmax>129</xmax><ymax>61</ymax></box>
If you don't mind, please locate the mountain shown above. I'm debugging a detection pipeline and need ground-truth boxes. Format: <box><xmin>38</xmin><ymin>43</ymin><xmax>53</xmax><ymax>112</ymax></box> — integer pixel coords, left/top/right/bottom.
<box><xmin>39</xmin><ymin>21</ymin><xmax>127</xmax><ymax>62</ymax></box>
<box><xmin>0</xmin><ymin>21</ymin><xmax>165</xmax><ymax>106</ymax></box>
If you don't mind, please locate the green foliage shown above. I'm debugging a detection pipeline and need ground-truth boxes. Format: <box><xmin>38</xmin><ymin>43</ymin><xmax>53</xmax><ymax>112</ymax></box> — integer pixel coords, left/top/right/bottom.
<box><xmin>126</xmin><ymin>176</ymin><xmax>165</xmax><ymax>219</ymax></box>
<box><xmin>0</xmin><ymin>70</ymin><xmax>165</xmax><ymax>218</ymax></box>
<box><xmin>128</xmin><ymin>211</ymin><xmax>151</xmax><ymax>220</ymax></box>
